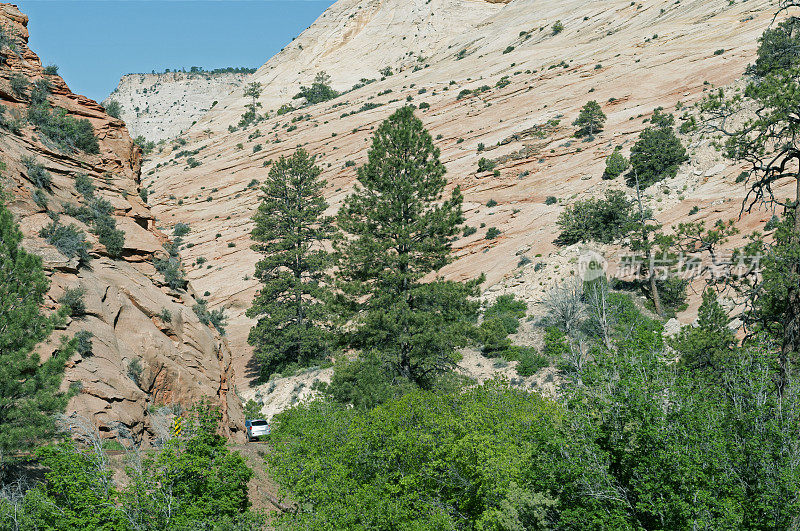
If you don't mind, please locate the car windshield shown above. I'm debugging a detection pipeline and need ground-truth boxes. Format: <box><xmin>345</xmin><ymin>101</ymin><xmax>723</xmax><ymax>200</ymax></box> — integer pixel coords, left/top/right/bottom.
<box><xmin>250</xmin><ymin>420</ymin><xmax>268</xmax><ymax>426</ymax></box>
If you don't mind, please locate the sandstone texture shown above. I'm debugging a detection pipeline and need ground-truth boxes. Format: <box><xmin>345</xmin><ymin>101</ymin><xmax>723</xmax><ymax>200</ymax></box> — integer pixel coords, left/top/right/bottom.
<box><xmin>139</xmin><ymin>0</ymin><xmax>785</xmax><ymax>415</ymax></box>
<box><xmin>105</xmin><ymin>71</ymin><xmax>252</xmax><ymax>142</ymax></box>
<box><xmin>0</xmin><ymin>4</ymin><xmax>243</xmax><ymax>443</ymax></box>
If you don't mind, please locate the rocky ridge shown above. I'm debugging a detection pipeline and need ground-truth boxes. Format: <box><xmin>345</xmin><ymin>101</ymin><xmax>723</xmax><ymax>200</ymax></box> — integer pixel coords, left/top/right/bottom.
<box><xmin>0</xmin><ymin>4</ymin><xmax>243</xmax><ymax>443</ymax></box>
<box><xmin>142</xmin><ymin>0</ymin><xmax>786</xmax><ymax>414</ymax></box>
<box><xmin>105</xmin><ymin>70</ymin><xmax>252</xmax><ymax>142</ymax></box>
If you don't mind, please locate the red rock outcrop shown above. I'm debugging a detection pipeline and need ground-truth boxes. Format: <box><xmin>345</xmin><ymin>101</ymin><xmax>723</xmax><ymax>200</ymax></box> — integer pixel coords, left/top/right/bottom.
<box><xmin>0</xmin><ymin>3</ymin><xmax>243</xmax><ymax>443</ymax></box>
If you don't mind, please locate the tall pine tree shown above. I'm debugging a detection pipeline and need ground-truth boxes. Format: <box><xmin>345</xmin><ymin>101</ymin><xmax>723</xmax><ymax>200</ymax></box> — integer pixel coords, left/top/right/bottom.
<box><xmin>336</xmin><ymin>106</ymin><xmax>480</xmax><ymax>391</ymax></box>
<box><xmin>0</xmin><ymin>195</ymin><xmax>71</xmax><ymax>476</ymax></box>
<box><xmin>246</xmin><ymin>149</ymin><xmax>335</xmax><ymax>379</ymax></box>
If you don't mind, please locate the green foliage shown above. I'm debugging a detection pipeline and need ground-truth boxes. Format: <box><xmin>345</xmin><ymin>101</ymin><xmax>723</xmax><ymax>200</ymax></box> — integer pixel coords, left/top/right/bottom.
<box><xmin>602</xmin><ymin>146</ymin><xmax>629</xmax><ymax>179</ymax></box>
<box><xmin>545</xmin><ymin>195</ymin><xmax>557</xmax><ymax>205</ymax></box>
<box><xmin>573</xmin><ymin>100</ymin><xmax>606</xmax><ymax>137</ymax></box>
<box><xmin>193</xmin><ymin>300</ymin><xmax>227</xmax><ymax>335</ymax></box>
<box><xmin>27</xmin><ymin>101</ymin><xmax>100</xmax><ymax>154</ymax></box>
<box><xmin>552</xmin><ymin>20</ymin><xmax>564</xmax><ymax>35</ymax></box>
<box><xmin>650</xmin><ymin>106</ymin><xmax>676</xmax><ymax>128</ymax></box>
<box><xmin>516</xmin><ymin>347</ymin><xmax>548</xmax><ymax>376</ymax></box>
<box><xmin>74</xmin><ymin>173</ymin><xmax>95</xmax><ymax>198</ymax></box>
<box><xmin>127</xmin><ymin>358</ymin><xmax>143</xmax><ymax>386</ymax></box>
<box><xmin>485</xmin><ymin>198</ymin><xmax>497</xmax><ymax>207</ymax></box>
<box><xmin>21</xmin><ymin>156</ymin><xmax>52</xmax><ymax>191</ymax></box>
<box><xmin>555</xmin><ymin>189</ymin><xmax>635</xmax><ymax>245</ymax></box>
<box><xmin>748</xmin><ymin>16</ymin><xmax>800</xmax><ymax>77</ymax></box>
<box><xmin>158</xmin><ymin>307</ymin><xmax>172</xmax><ymax>323</ymax></box>
<box><xmin>43</xmin><ymin>64</ymin><xmax>59</xmax><ymax>76</ymax></box>
<box><xmin>269</xmin><ymin>383</ymin><xmax>560</xmax><ymax>529</ymax></box>
<box><xmin>39</xmin><ymin>220</ymin><xmax>91</xmax><ymax>266</ymax></box>
<box><xmin>478</xmin><ymin>295</ymin><xmax>527</xmax><ymax>358</ymax></box>
<box><xmin>0</xmin><ymin>198</ymin><xmax>71</xmax><ymax>474</ymax></box>
<box><xmin>9</xmin><ymin>73</ymin><xmax>28</xmax><ymax>96</ymax></box>
<box><xmin>672</xmin><ymin>289</ymin><xmax>735</xmax><ymax>371</ymax></box>
<box><xmin>134</xmin><ymin>135</ymin><xmax>155</xmax><ymax>155</ymax></box>
<box><xmin>2</xmin><ymin>401</ymin><xmax>258</xmax><ymax>530</ymax></box>
<box><xmin>293</xmin><ymin>71</ymin><xmax>338</xmax><ymax>105</ymax></box>
<box><xmin>58</xmin><ymin>287</ymin><xmax>86</xmax><ymax>317</ymax></box>
<box><xmin>477</xmin><ymin>157</ymin><xmax>496</xmax><ymax>172</ymax></box>
<box><xmin>154</xmin><ymin>256</ymin><xmax>186</xmax><ymax>291</ymax></box>
<box><xmin>485</xmin><ymin>226</ymin><xmax>501</xmax><ymax>239</ymax></box>
<box><xmin>247</xmin><ymin>149</ymin><xmax>335</xmax><ymax>379</ymax></box>
<box><xmin>103</xmin><ymin>99</ymin><xmax>122</xmax><ymax>119</ymax></box>
<box><xmin>242</xmin><ymin>399</ymin><xmax>262</xmax><ymax>420</ymax></box>
<box><xmin>334</xmin><ymin>106</ymin><xmax>480</xmax><ymax>397</ymax></box>
<box><xmin>627</xmin><ymin>124</ymin><xmax>687</xmax><ymax>187</ymax></box>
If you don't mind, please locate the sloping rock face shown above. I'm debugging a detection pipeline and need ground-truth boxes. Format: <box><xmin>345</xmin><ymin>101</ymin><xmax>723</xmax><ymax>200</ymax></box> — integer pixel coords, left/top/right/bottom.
<box><xmin>0</xmin><ymin>3</ymin><xmax>243</xmax><ymax>443</ymax></box>
<box><xmin>105</xmin><ymin>71</ymin><xmax>252</xmax><ymax>142</ymax></box>
<box><xmin>142</xmin><ymin>0</ymin><xmax>784</xmax><ymax>397</ymax></box>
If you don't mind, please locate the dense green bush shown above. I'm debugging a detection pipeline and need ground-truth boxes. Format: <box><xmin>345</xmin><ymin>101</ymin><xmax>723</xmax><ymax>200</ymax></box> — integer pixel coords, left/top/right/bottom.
<box><xmin>58</xmin><ymin>287</ymin><xmax>86</xmax><ymax>317</ymax></box>
<box><xmin>477</xmin><ymin>157</ymin><xmax>496</xmax><ymax>172</ymax></box>
<box><xmin>627</xmin><ymin>125</ymin><xmax>686</xmax><ymax>187</ymax></box>
<box><xmin>154</xmin><ymin>255</ymin><xmax>186</xmax><ymax>290</ymax></box>
<box><xmin>602</xmin><ymin>147</ymin><xmax>629</xmax><ymax>179</ymax></box>
<box><xmin>269</xmin><ymin>383</ymin><xmax>560</xmax><ymax>529</ymax></box>
<box><xmin>21</xmin><ymin>156</ymin><xmax>52</xmax><ymax>190</ymax></box>
<box><xmin>9</xmin><ymin>73</ymin><xmax>28</xmax><ymax>96</ymax></box>
<box><xmin>555</xmin><ymin>189</ymin><xmax>635</xmax><ymax>245</ymax></box>
<box><xmin>748</xmin><ymin>16</ymin><xmax>800</xmax><ymax>77</ymax></box>
<box><xmin>103</xmin><ymin>99</ymin><xmax>122</xmax><ymax>119</ymax></box>
<box><xmin>516</xmin><ymin>347</ymin><xmax>549</xmax><ymax>376</ymax></box>
<box><xmin>28</xmin><ymin>103</ymin><xmax>99</xmax><ymax>154</ymax></box>
<box><xmin>39</xmin><ymin>221</ymin><xmax>91</xmax><ymax>266</ymax></box>
<box><xmin>293</xmin><ymin>71</ymin><xmax>338</xmax><ymax>105</ymax></box>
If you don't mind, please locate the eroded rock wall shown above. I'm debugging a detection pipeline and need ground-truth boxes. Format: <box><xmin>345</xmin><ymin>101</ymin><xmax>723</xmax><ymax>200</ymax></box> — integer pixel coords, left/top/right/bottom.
<box><xmin>0</xmin><ymin>3</ymin><xmax>243</xmax><ymax>443</ymax></box>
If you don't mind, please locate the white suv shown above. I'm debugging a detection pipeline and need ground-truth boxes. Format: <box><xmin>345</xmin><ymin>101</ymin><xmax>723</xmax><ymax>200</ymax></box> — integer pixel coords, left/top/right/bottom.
<box><xmin>245</xmin><ymin>419</ymin><xmax>270</xmax><ymax>441</ymax></box>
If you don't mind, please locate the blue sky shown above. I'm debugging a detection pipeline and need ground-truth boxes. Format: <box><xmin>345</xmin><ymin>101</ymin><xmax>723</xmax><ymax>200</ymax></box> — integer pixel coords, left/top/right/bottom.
<box><xmin>18</xmin><ymin>0</ymin><xmax>336</xmax><ymax>102</ymax></box>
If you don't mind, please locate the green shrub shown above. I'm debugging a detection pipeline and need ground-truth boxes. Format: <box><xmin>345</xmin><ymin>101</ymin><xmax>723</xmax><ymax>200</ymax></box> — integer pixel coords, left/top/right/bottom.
<box><xmin>154</xmin><ymin>256</ymin><xmax>186</xmax><ymax>290</ymax></box>
<box><xmin>27</xmin><ymin>103</ymin><xmax>99</xmax><ymax>153</ymax></box>
<box><xmin>74</xmin><ymin>173</ymin><xmax>95</xmax><ymax>198</ymax></box>
<box><xmin>193</xmin><ymin>300</ymin><xmax>227</xmax><ymax>335</ymax></box>
<box><xmin>486</xmin><ymin>198</ymin><xmax>497</xmax><ymax>207</ymax></box>
<box><xmin>477</xmin><ymin>157</ymin><xmax>496</xmax><ymax>172</ymax></box>
<box><xmin>159</xmin><ymin>307</ymin><xmax>172</xmax><ymax>323</ymax></box>
<box><xmin>173</xmin><ymin>222</ymin><xmax>191</xmax><ymax>238</ymax></box>
<box><xmin>127</xmin><ymin>358</ymin><xmax>143</xmax><ymax>386</ymax></box>
<box><xmin>59</xmin><ymin>287</ymin><xmax>86</xmax><ymax>317</ymax></box>
<box><xmin>21</xmin><ymin>156</ymin><xmax>52</xmax><ymax>190</ymax></box>
<box><xmin>74</xmin><ymin>330</ymin><xmax>93</xmax><ymax>356</ymax></box>
<box><xmin>39</xmin><ymin>221</ymin><xmax>91</xmax><ymax>265</ymax></box>
<box><xmin>555</xmin><ymin>189</ymin><xmax>635</xmax><ymax>245</ymax></box>
<box><xmin>628</xmin><ymin>126</ymin><xmax>686</xmax><ymax>187</ymax></box>
<box><xmin>462</xmin><ymin>226</ymin><xmax>477</xmax><ymax>237</ymax></box>
<box><xmin>104</xmin><ymin>99</ymin><xmax>122</xmax><ymax>119</ymax></box>
<box><xmin>552</xmin><ymin>20</ymin><xmax>564</xmax><ymax>34</ymax></box>
<box><xmin>545</xmin><ymin>196</ymin><xmax>558</xmax><ymax>205</ymax></box>
<box><xmin>10</xmin><ymin>73</ymin><xmax>28</xmax><ymax>96</ymax></box>
<box><xmin>29</xmin><ymin>79</ymin><xmax>51</xmax><ymax>106</ymax></box>
<box><xmin>516</xmin><ymin>348</ymin><xmax>548</xmax><ymax>376</ymax></box>
<box><xmin>293</xmin><ymin>71</ymin><xmax>338</xmax><ymax>105</ymax></box>
<box><xmin>43</xmin><ymin>64</ymin><xmax>59</xmax><ymax>76</ymax></box>
<box><xmin>32</xmin><ymin>188</ymin><xmax>48</xmax><ymax>209</ymax></box>
<box><xmin>602</xmin><ymin>147</ymin><xmax>629</xmax><ymax>180</ymax></box>
<box><xmin>485</xmin><ymin>227</ymin><xmax>501</xmax><ymax>239</ymax></box>
<box><xmin>503</xmin><ymin>46</ymin><xmax>515</xmax><ymax>54</ymax></box>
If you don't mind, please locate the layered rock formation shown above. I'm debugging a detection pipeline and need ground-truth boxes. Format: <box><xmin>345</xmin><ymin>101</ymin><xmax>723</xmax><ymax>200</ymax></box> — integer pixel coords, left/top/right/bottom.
<box><xmin>0</xmin><ymin>3</ymin><xmax>243</xmax><ymax>442</ymax></box>
<box><xmin>142</xmin><ymin>0</ymin><xmax>784</xmax><ymax>407</ymax></box>
<box><xmin>105</xmin><ymin>70</ymin><xmax>253</xmax><ymax>142</ymax></box>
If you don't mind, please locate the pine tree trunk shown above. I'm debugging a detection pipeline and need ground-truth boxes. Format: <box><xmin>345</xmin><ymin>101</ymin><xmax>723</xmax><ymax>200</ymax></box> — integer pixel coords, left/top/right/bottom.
<box><xmin>634</xmin><ymin>170</ymin><xmax>663</xmax><ymax>316</ymax></box>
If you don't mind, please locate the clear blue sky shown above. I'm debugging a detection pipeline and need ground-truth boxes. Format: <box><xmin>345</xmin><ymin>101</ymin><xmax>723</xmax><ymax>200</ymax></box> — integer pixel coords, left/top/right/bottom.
<box><xmin>18</xmin><ymin>0</ymin><xmax>336</xmax><ymax>102</ymax></box>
